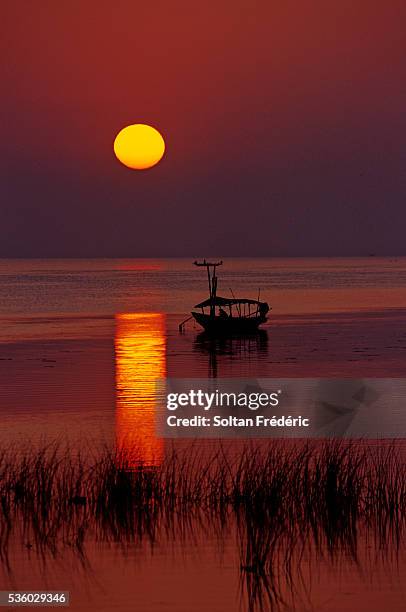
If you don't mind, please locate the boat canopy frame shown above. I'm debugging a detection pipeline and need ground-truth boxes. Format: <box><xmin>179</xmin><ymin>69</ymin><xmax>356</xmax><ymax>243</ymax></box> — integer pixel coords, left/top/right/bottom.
<box><xmin>193</xmin><ymin>295</ymin><xmax>269</xmax><ymax>319</ymax></box>
<box><xmin>194</xmin><ymin>296</ymin><xmax>266</xmax><ymax>309</ymax></box>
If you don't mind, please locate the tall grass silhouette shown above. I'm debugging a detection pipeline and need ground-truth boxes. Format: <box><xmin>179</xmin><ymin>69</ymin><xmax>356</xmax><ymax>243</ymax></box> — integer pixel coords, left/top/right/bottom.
<box><xmin>0</xmin><ymin>440</ymin><xmax>404</xmax><ymax>610</ymax></box>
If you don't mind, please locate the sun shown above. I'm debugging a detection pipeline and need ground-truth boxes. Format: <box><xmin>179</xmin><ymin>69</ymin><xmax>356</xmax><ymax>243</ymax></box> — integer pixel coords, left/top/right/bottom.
<box><xmin>113</xmin><ymin>124</ymin><xmax>165</xmax><ymax>170</ymax></box>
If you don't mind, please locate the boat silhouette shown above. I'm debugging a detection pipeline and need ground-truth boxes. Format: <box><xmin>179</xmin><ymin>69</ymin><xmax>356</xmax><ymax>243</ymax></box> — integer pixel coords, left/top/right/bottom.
<box><xmin>180</xmin><ymin>260</ymin><xmax>270</xmax><ymax>334</ymax></box>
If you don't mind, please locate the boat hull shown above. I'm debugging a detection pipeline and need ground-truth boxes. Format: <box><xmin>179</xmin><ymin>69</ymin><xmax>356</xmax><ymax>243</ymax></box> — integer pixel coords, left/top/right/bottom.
<box><xmin>192</xmin><ymin>311</ymin><xmax>267</xmax><ymax>334</ymax></box>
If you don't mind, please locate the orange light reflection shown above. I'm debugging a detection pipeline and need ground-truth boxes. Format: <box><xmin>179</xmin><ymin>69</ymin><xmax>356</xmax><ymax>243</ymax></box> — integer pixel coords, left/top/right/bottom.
<box><xmin>115</xmin><ymin>313</ymin><xmax>166</xmax><ymax>466</ymax></box>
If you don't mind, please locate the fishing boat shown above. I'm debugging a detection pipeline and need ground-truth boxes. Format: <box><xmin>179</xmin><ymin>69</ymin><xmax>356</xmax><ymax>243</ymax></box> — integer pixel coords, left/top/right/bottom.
<box><xmin>179</xmin><ymin>260</ymin><xmax>270</xmax><ymax>334</ymax></box>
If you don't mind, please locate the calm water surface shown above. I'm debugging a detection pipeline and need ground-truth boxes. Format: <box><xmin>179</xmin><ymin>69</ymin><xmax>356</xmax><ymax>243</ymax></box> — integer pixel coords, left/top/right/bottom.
<box><xmin>0</xmin><ymin>258</ymin><xmax>405</xmax><ymax>610</ymax></box>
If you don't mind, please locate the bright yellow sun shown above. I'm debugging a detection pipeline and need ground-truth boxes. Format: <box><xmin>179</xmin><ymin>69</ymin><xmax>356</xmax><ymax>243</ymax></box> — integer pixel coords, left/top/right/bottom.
<box><xmin>113</xmin><ymin>124</ymin><xmax>165</xmax><ymax>170</ymax></box>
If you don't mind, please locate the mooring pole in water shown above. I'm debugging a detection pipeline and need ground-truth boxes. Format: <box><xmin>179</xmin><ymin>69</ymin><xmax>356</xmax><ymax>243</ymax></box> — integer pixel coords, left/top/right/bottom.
<box><xmin>179</xmin><ymin>315</ymin><xmax>193</xmax><ymax>333</ymax></box>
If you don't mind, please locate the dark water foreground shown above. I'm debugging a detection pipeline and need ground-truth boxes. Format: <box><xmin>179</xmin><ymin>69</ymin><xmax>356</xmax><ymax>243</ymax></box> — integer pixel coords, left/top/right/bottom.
<box><xmin>0</xmin><ymin>440</ymin><xmax>405</xmax><ymax>611</ymax></box>
<box><xmin>0</xmin><ymin>258</ymin><xmax>406</xmax><ymax>609</ymax></box>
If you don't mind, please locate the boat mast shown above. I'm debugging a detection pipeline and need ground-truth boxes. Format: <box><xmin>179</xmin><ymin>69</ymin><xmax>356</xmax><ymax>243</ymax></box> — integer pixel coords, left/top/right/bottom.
<box><xmin>194</xmin><ymin>259</ymin><xmax>223</xmax><ymax>317</ymax></box>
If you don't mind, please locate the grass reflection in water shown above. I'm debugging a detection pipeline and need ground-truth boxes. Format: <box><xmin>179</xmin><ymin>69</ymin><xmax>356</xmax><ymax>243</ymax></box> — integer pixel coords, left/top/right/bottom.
<box><xmin>0</xmin><ymin>440</ymin><xmax>404</xmax><ymax>610</ymax></box>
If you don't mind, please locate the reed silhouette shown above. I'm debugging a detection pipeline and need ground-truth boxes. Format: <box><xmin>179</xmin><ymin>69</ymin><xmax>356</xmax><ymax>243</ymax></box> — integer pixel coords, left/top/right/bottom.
<box><xmin>0</xmin><ymin>440</ymin><xmax>404</xmax><ymax>610</ymax></box>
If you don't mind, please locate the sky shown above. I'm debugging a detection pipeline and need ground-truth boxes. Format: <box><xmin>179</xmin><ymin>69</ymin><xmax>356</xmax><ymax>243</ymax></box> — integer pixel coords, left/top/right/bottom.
<box><xmin>1</xmin><ymin>0</ymin><xmax>406</xmax><ymax>257</ymax></box>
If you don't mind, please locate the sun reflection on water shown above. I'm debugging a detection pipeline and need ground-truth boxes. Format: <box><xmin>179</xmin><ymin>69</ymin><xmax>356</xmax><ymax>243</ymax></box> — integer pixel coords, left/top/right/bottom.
<box><xmin>115</xmin><ymin>313</ymin><xmax>166</xmax><ymax>465</ymax></box>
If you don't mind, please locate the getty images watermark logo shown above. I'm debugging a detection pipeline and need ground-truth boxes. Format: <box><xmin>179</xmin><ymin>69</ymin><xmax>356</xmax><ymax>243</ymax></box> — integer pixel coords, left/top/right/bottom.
<box><xmin>166</xmin><ymin>388</ymin><xmax>282</xmax><ymax>411</ymax></box>
<box><xmin>158</xmin><ymin>378</ymin><xmax>405</xmax><ymax>439</ymax></box>
<box><xmin>163</xmin><ymin>385</ymin><xmax>311</xmax><ymax>431</ymax></box>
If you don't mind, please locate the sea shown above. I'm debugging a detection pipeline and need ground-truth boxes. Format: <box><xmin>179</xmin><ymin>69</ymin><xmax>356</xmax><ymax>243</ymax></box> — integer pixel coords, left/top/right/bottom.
<box><xmin>0</xmin><ymin>257</ymin><xmax>405</xmax><ymax>611</ymax></box>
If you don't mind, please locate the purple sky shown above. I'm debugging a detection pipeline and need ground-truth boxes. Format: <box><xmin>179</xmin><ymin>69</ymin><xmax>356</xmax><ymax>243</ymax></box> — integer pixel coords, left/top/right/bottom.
<box><xmin>2</xmin><ymin>1</ymin><xmax>406</xmax><ymax>257</ymax></box>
